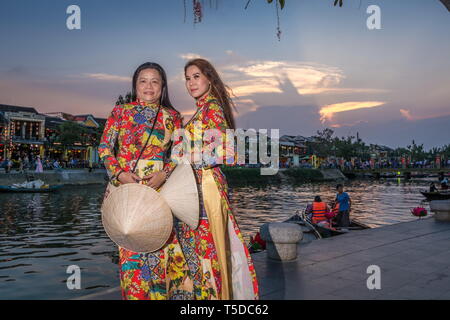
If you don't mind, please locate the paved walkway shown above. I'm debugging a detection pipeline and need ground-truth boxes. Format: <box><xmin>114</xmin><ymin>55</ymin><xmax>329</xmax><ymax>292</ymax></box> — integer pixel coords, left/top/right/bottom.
<box><xmin>254</xmin><ymin>217</ymin><xmax>450</xmax><ymax>299</ymax></box>
<box><xmin>76</xmin><ymin>217</ymin><xmax>450</xmax><ymax>300</ymax></box>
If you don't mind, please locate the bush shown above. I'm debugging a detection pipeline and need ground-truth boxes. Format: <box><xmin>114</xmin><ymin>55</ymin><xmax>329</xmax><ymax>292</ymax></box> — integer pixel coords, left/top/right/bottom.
<box><xmin>221</xmin><ymin>166</ymin><xmax>281</xmax><ymax>186</ymax></box>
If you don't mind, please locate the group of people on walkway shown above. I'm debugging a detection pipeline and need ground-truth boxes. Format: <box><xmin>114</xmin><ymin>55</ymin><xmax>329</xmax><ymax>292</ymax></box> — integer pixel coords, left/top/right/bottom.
<box><xmin>0</xmin><ymin>155</ymin><xmax>100</xmax><ymax>173</ymax></box>
<box><xmin>0</xmin><ymin>154</ymin><xmax>43</xmax><ymax>173</ymax></box>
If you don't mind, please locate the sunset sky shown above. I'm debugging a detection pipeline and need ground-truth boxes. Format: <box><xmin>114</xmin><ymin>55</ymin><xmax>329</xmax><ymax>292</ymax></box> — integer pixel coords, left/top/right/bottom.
<box><xmin>1</xmin><ymin>0</ymin><xmax>449</xmax><ymax>148</ymax></box>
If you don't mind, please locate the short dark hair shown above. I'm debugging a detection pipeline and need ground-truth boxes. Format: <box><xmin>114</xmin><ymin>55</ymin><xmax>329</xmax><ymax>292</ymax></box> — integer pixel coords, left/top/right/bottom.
<box><xmin>336</xmin><ymin>184</ymin><xmax>343</xmax><ymax>190</ymax></box>
<box><xmin>314</xmin><ymin>196</ymin><xmax>322</xmax><ymax>202</ymax></box>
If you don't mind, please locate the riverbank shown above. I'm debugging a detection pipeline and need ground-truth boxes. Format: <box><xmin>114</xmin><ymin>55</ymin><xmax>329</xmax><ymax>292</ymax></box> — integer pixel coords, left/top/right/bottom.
<box><xmin>0</xmin><ymin>167</ymin><xmax>346</xmax><ymax>186</ymax></box>
<box><xmin>75</xmin><ymin>216</ymin><xmax>450</xmax><ymax>300</ymax></box>
<box><xmin>222</xmin><ymin>167</ymin><xmax>346</xmax><ymax>185</ymax></box>
<box><xmin>0</xmin><ymin>169</ymin><xmax>106</xmax><ymax>185</ymax></box>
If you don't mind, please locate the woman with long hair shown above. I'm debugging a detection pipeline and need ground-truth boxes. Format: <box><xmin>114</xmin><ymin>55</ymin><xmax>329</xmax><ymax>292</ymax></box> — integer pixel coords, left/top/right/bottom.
<box><xmin>175</xmin><ymin>58</ymin><xmax>259</xmax><ymax>300</ymax></box>
<box><xmin>98</xmin><ymin>62</ymin><xmax>193</xmax><ymax>300</ymax></box>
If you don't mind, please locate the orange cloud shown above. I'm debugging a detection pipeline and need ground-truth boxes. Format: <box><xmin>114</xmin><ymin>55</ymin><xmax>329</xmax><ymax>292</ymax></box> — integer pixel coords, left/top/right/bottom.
<box><xmin>399</xmin><ymin>108</ymin><xmax>450</xmax><ymax>121</ymax></box>
<box><xmin>400</xmin><ymin>109</ymin><xmax>414</xmax><ymax>120</ymax></box>
<box><xmin>179</xmin><ymin>53</ymin><xmax>205</xmax><ymax>60</ymax></box>
<box><xmin>178</xmin><ymin>55</ymin><xmax>387</xmax><ymax>98</ymax></box>
<box><xmin>320</xmin><ymin>101</ymin><xmax>386</xmax><ymax>123</ymax></box>
<box><xmin>226</xmin><ymin>61</ymin><xmax>344</xmax><ymax>97</ymax></box>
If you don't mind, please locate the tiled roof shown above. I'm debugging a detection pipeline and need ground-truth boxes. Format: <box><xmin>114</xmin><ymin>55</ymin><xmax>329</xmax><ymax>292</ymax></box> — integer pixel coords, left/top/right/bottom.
<box><xmin>44</xmin><ymin>116</ymin><xmax>65</xmax><ymax>129</ymax></box>
<box><xmin>0</xmin><ymin>104</ymin><xmax>38</xmax><ymax>114</ymax></box>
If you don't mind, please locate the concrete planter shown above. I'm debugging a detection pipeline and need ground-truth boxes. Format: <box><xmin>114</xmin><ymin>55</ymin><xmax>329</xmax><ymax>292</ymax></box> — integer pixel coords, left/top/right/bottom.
<box><xmin>260</xmin><ymin>222</ymin><xmax>303</xmax><ymax>261</ymax></box>
<box><xmin>430</xmin><ymin>200</ymin><xmax>450</xmax><ymax>222</ymax></box>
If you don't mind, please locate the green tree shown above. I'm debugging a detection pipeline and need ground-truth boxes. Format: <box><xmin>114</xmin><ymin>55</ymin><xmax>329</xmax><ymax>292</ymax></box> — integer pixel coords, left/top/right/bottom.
<box><xmin>57</xmin><ymin>122</ymin><xmax>90</xmax><ymax>149</ymax></box>
<box><xmin>406</xmin><ymin>140</ymin><xmax>426</xmax><ymax>162</ymax></box>
<box><xmin>310</xmin><ymin>128</ymin><xmax>334</xmax><ymax>157</ymax></box>
<box><xmin>115</xmin><ymin>92</ymin><xmax>132</xmax><ymax>105</ymax></box>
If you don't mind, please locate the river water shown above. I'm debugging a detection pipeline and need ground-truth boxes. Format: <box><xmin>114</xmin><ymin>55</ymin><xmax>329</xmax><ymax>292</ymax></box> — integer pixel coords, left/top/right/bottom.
<box><xmin>0</xmin><ymin>179</ymin><xmax>433</xmax><ymax>299</ymax></box>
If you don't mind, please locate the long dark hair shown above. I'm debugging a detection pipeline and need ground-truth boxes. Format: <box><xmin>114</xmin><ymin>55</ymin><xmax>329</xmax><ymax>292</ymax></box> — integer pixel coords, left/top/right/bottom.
<box><xmin>131</xmin><ymin>62</ymin><xmax>178</xmax><ymax>113</ymax></box>
<box><xmin>184</xmin><ymin>58</ymin><xmax>236</xmax><ymax>129</ymax></box>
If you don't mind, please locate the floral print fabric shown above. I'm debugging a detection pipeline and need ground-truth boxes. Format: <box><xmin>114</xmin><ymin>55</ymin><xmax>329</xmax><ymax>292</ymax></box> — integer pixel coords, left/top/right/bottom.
<box><xmin>180</xmin><ymin>94</ymin><xmax>259</xmax><ymax>300</ymax></box>
<box><xmin>98</xmin><ymin>101</ymin><xmax>192</xmax><ymax>300</ymax></box>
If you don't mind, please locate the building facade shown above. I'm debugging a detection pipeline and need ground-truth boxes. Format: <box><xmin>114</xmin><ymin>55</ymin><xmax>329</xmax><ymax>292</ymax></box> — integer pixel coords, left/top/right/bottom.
<box><xmin>0</xmin><ymin>104</ymin><xmax>46</xmax><ymax>160</ymax></box>
<box><xmin>279</xmin><ymin>135</ymin><xmax>308</xmax><ymax>168</ymax></box>
<box><xmin>0</xmin><ymin>104</ymin><xmax>105</xmax><ymax>165</ymax></box>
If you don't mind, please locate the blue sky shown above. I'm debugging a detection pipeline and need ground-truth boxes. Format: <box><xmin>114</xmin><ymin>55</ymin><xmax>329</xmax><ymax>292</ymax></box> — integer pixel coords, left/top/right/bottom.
<box><xmin>1</xmin><ymin>0</ymin><xmax>449</xmax><ymax>148</ymax></box>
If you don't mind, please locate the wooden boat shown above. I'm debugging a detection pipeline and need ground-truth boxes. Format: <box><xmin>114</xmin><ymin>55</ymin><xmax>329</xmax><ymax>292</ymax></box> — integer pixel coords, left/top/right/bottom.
<box><xmin>285</xmin><ymin>210</ymin><xmax>370</xmax><ymax>238</ymax></box>
<box><xmin>248</xmin><ymin>209</ymin><xmax>370</xmax><ymax>253</ymax></box>
<box><xmin>0</xmin><ymin>184</ymin><xmax>64</xmax><ymax>193</ymax></box>
<box><xmin>283</xmin><ymin>212</ymin><xmax>323</xmax><ymax>242</ymax></box>
<box><xmin>420</xmin><ymin>191</ymin><xmax>450</xmax><ymax>201</ymax></box>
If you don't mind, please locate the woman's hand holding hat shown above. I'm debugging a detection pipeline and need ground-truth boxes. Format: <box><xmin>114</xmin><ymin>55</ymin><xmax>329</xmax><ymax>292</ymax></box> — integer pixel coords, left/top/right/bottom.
<box><xmin>142</xmin><ymin>171</ymin><xmax>167</xmax><ymax>189</ymax></box>
<box><xmin>118</xmin><ymin>171</ymin><xmax>142</xmax><ymax>184</ymax></box>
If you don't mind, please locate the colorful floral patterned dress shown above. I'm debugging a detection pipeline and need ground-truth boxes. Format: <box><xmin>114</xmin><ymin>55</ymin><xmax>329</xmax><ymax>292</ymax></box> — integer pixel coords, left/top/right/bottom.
<box><xmin>174</xmin><ymin>94</ymin><xmax>259</xmax><ymax>300</ymax></box>
<box><xmin>98</xmin><ymin>101</ymin><xmax>194</xmax><ymax>300</ymax></box>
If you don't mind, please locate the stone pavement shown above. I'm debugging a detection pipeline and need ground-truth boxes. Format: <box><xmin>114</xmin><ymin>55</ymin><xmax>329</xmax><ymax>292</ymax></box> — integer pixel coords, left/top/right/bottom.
<box><xmin>76</xmin><ymin>217</ymin><xmax>450</xmax><ymax>300</ymax></box>
<box><xmin>253</xmin><ymin>217</ymin><xmax>450</xmax><ymax>300</ymax></box>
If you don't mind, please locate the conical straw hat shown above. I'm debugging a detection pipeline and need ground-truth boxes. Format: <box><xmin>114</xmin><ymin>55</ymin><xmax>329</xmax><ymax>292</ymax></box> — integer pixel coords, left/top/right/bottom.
<box><xmin>101</xmin><ymin>183</ymin><xmax>173</xmax><ymax>253</ymax></box>
<box><xmin>159</xmin><ymin>164</ymin><xmax>200</xmax><ymax>229</ymax></box>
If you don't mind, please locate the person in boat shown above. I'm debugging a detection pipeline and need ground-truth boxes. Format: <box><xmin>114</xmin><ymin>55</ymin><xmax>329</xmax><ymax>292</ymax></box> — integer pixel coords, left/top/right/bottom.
<box><xmin>311</xmin><ymin>196</ymin><xmax>331</xmax><ymax>228</ymax></box>
<box><xmin>430</xmin><ymin>182</ymin><xmax>438</xmax><ymax>193</ymax></box>
<box><xmin>305</xmin><ymin>203</ymin><xmax>313</xmax><ymax>218</ymax></box>
<box><xmin>441</xmin><ymin>177</ymin><xmax>449</xmax><ymax>190</ymax></box>
<box><xmin>335</xmin><ymin>184</ymin><xmax>351</xmax><ymax>232</ymax></box>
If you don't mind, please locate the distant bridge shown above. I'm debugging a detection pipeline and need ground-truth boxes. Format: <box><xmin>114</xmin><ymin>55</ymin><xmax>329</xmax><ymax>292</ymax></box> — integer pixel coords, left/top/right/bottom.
<box><xmin>342</xmin><ymin>167</ymin><xmax>450</xmax><ymax>178</ymax></box>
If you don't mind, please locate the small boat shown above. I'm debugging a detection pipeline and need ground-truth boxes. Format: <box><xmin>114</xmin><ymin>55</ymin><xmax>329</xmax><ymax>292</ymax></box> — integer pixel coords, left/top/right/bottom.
<box><xmin>248</xmin><ymin>209</ymin><xmax>370</xmax><ymax>253</ymax></box>
<box><xmin>420</xmin><ymin>191</ymin><xmax>450</xmax><ymax>201</ymax></box>
<box><xmin>285</xmin><ymin>210</ymin><xmax>370</xmax><ymax>238</ymax></box>
<box><xmin>0</xmin><ymin>184</ymin><xmax>64</xmax><ymax>193</ymax></box>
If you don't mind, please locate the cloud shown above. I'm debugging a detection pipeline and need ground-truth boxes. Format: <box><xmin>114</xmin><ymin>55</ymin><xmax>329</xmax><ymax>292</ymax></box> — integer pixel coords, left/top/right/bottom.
<box><xmin>319</xmin><ymin>101</ymin><xmax>386</xmax><ymax>123</ymax></box>
<box><xmin>0</xmin><ymin>77</ymin><xmax>114</xmax><ymax>117</ymax></box>
<box><xmin>332</xmin><ymin>115</ymin><xmax>450</xmax><ymax>149</ymax></box>
<box><xmin>221</xmin><ymin>60</ymin><xmax>387</xmax><ymax>97</ymax></box>
<box><xmin>400</xmin><ymin>108</ymin><xmax>414</xmax><ymax>121</ymax></box>
<box><xmin>330</xmin><ymin>120</ymin><xmax>369</xmax><ymax>128</ymax></box>
<box><xmin>179</xmin><ymin>53</ymin><xmax>205</xmax><ymax>60</ymax></box>
<box><xmin>79</xmin><ymin>73</ymin><xmax>131</xmax><ymax>82</ymax></box>
<box><xmin>399</xmin><ymin>108</ymin><xmax>450</xmax><ymax>122</ymax></box>
<box><xmin>223</xmin><ymin>61</ymin><xmax>341</xmax><ymax>97</ymax></box>
<box><xmin>176</xmin><ymin>54</ymin><xmax>387</xmax><ymax>99</ymax></box>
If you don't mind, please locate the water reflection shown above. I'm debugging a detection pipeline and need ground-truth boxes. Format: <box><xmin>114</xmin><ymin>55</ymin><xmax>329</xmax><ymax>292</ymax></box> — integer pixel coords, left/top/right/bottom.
<box><xmin>0</xmin><ymin>180</ymin><xmax>431</xmax><ymax>299</ymax></box>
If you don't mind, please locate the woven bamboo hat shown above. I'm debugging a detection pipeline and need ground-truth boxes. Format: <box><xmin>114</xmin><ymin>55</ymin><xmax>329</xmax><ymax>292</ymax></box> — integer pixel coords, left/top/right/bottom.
<box><xmin>101</xmin><ymin>183</ymin><xmax>173</xmax><ymax>253</ymax></box>
<box><xmin>159</xmin><ymin>164</ymin><xmax>200</xmax><ymax>229</ymax></box>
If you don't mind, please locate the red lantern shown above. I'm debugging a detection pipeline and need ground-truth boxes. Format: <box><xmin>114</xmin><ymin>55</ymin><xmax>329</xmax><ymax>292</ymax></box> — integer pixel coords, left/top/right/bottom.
<box><xmin>411</xmin><ymin>207</ymin><xmax>428</xmax><ymax>218</ymax></box>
